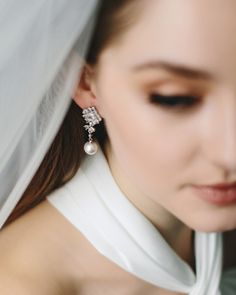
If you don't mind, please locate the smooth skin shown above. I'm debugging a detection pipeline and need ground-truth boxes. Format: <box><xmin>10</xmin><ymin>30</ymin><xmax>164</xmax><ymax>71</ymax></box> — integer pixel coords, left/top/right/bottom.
<box><xmin>1</xmin><ymin>1</ymin><xmax>236</xmax><ymax>294</ymax></box>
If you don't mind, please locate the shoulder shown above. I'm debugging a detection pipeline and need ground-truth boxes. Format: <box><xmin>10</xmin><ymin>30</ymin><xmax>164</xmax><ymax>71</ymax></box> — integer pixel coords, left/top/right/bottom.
<box><xmin>0</xmin><ymin>201</ymin><xmax>83</xmax><ymax>294</ymax></box>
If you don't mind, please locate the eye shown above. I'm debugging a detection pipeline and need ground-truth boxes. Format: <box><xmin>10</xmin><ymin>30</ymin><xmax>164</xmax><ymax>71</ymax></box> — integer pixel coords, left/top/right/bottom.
<box><xmin>149</xmin><ymin>93</ymin><xmax>201</xmax><ymax>110</ymax></box>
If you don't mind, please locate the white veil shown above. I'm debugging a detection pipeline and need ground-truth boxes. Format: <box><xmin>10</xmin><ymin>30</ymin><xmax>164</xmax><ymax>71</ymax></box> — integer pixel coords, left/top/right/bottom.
<box><xmin>0</xmin><ymin>0</ymin><xmax>101</xmax><ymax>228</ymax></box>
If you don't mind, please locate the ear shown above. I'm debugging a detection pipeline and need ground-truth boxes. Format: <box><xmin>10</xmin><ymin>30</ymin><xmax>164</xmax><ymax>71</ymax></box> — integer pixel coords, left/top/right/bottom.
<box><xmin>72</xmin><ymin>65</ymin><xmax>98</xmax><ymax>109</ymax></box>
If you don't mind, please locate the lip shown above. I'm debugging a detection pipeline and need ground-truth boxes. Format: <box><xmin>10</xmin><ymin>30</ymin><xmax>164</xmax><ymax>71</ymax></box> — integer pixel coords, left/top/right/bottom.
<box><xmin>192</xmin><ymin>182</ymin><xmax>236</xmax><ymax>205</ymax></box>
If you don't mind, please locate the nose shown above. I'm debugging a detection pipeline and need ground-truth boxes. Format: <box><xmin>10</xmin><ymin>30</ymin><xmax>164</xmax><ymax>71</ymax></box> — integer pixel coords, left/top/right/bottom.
<box><xmin>203</xmin><ymin>96</ymin><xmax>236</xmax><ymax>175</ymax></box>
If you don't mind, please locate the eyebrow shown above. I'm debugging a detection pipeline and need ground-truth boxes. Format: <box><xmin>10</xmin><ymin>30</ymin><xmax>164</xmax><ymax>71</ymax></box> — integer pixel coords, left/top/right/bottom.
<box><xmin>131</xmin><ymin>60</ymin><xmax>215</xmax><ymax>80</ymax></box>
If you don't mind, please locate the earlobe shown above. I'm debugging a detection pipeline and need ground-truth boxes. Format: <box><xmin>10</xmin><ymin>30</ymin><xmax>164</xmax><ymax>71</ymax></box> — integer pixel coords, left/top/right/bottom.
<box><xmin>72</xmin><ymin>65</ymin><xmax>97</xmax><ymax>109</ymax></box>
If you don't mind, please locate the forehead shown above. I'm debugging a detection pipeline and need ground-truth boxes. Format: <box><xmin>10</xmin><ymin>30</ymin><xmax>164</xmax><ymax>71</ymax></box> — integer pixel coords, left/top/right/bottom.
<box><xmin>102</xmin><ymin>0</ymin><xmax>236</xmax><ymax>83</ymax></box>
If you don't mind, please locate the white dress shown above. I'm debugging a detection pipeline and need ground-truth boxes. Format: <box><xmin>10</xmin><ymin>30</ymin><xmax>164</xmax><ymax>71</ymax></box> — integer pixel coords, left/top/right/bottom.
<box><xmin>47</xmin><ymin>147</ymin><xmax>236</xmax><ymax>295</ymax></box>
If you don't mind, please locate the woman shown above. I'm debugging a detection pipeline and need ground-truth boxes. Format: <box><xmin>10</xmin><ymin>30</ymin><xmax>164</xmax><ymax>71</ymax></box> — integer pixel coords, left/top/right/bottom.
<box><xmin>0</xmin><ymin>1</ymin><xmax>236</xmax><ymax>294</ymax></box>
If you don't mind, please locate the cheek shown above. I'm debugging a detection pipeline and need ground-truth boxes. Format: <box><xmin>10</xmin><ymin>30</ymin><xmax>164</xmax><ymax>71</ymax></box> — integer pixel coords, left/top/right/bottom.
<box><xmin>99</xmin><ymin>83</ymin><xmax>197</xmax><ymax>194</ymax></box>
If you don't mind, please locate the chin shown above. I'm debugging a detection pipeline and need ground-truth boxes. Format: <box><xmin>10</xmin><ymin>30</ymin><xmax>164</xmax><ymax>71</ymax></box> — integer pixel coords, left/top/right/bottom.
<box><xmin>187</xmin><ymin>214</ymin><xmax>236</xmax><ymax>233</ymax></box>
<box><xmin>177</xmin><ymin>196</ymin><xmax>236</xmax><ymax>233</ymax></box>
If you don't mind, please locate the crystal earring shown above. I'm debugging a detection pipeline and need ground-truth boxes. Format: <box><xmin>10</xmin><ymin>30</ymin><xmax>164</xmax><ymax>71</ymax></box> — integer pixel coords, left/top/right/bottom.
<box><xmin>82</xmin><ymin>106</ymin><xmax>102</xmax><ymax>155</ymax></box>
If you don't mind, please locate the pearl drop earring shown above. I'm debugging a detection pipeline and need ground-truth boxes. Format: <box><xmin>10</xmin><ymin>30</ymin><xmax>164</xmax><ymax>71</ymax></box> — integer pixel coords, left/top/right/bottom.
<box><xmin>82</xmin><ymin>107</ymin><xmax>102</xmax><ymax>155</ymax></box>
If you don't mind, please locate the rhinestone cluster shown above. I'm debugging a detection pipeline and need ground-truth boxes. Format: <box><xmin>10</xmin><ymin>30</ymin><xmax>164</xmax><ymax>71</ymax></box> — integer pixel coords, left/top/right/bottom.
<box><xmin>82</xmin><ymin>107</ymin><xmax>102</xmax><ymax>136</ymax></box>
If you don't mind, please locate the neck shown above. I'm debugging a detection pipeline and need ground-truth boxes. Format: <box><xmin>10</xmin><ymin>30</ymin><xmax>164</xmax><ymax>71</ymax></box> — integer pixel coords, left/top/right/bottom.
<box><xmin>104</xmin><ymin>142</ymin><xmax>195</xmax><ymax>271</ymax></box>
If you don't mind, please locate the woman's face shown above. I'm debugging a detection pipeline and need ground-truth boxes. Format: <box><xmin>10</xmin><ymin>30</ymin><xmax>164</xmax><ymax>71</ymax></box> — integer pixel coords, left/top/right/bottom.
<box><xmin>91</xmin><ymin>0</ymin><xmax>236</xmax><ymax>232</ymax></box>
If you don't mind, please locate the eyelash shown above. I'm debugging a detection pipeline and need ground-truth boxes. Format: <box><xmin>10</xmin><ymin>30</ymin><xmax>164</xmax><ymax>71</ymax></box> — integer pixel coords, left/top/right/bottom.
<box><xmin>149</xmin><ymin>93</ymin><xmax>201</xmax><ymax>110</ymax></box>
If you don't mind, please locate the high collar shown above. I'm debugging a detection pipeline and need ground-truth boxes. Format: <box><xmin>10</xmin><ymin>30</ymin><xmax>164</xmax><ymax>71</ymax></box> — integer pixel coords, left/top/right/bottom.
<box><xmin>48</xmin><ymin>147</ymin><xmax>223</xmax><ymax>294</ymax></box>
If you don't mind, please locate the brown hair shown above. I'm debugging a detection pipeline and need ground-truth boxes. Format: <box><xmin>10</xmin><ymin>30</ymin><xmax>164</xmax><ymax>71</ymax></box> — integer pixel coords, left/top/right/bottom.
<box><xmin>4</xmin><ymin>1</ymin><xmax>137</xmax><ymax>226</ymax></box>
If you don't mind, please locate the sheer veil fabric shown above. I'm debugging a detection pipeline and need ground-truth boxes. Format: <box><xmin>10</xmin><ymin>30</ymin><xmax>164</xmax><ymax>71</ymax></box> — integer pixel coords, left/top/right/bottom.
<box><xmin>48</xmin><ymin>147</ymin><xmax>224</xmax><ymax>295</ymax></box>
<box><xmin>0</xmin><ymin>0</ymin><xmax>101</xmax><ymax>227</ymax></box>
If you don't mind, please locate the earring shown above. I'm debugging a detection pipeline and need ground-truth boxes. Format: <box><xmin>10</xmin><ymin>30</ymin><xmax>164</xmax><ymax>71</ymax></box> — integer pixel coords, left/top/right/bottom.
<box><xmin>82</xmin><ymin>106</ymin><xmax>102</xmax><ymax>155</ymax></box>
